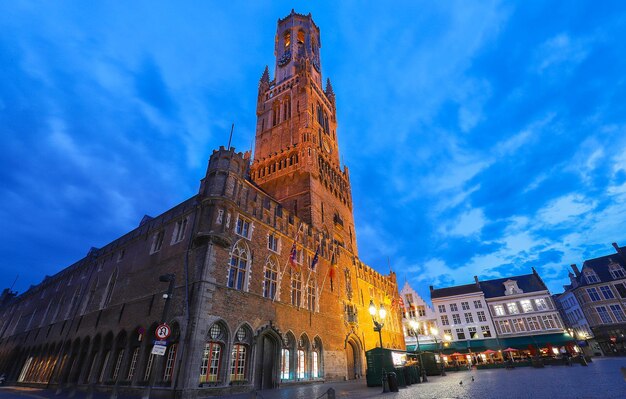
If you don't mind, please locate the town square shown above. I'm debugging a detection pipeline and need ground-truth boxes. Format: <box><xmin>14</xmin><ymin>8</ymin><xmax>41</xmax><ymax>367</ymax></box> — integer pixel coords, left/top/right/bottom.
<box><xmin>1</xmin><ymin>2</ymin><xmax>626</xmax><ymax>398</ymax></box>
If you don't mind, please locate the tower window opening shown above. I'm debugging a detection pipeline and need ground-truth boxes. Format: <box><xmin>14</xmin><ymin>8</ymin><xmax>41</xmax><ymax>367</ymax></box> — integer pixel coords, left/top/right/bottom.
<box><xmin>284</xmin><ymin>31</ymin><xmax>291</xmax><ymax>49</ymax></box>
<box><xmin>297</xmin><ymin>30</ymin><xmax>305</xmax><ymax>44</ymax></box>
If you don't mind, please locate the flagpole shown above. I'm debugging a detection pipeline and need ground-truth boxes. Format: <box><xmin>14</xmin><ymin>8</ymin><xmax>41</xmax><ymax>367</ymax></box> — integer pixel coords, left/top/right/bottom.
<box><xmin>273</xmin><ymin>222</ymin><xmax>303</xmax><ymax>302</ymax></box>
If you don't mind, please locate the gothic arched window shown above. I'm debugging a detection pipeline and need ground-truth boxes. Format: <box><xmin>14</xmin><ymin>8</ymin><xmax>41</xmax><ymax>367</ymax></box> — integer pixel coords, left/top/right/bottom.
<box><xmin>228</xmin><ymin>241</ymin><xmax>250</xmax><ymax>291</ymax></box>
<box><xmin>263</xmin><ymin>256</ymin><xmax>278</xmax><ymax>299</ymax></box>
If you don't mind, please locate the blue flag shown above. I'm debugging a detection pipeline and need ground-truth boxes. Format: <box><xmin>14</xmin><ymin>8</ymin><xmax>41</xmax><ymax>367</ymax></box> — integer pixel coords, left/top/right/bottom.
<box><xmin>311</xmin><ymin>246</ymin><xmax>320</xmax><ymax>270</ymax></box>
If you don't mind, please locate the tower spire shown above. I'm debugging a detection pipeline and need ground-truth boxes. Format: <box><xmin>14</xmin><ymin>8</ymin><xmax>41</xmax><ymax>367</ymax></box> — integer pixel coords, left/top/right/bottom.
<box><xmin>260</xmin><ymin>65</ymin><xmax>270</xmax><ymax>85</ymax></box>
<box><xmin>325</xmin><ymin>78</ymin><xmax>335</xmax><ymax>106</ymax></box>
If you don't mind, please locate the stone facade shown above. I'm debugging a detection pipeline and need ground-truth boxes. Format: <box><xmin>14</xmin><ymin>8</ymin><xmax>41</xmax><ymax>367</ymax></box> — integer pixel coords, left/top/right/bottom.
<box><xmin>0</xmin><ymin>10</ymin><xmax>404</xmax><ymax>398</ymax></box>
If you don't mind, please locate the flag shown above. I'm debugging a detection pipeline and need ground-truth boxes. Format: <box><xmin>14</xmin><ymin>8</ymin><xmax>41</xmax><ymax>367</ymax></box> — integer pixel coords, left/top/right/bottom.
<box><xmin>311</xmin><ymin>246</ymin><xmax>320</xmax><ymax>270</ymax></box>
<box><xmin>289</xmin><ymin>242</ymin><xmax>298</xmax><ymax>269</ymax></box>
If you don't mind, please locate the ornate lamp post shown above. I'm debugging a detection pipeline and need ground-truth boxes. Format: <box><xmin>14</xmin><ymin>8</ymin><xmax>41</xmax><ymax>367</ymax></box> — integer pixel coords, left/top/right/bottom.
<box><xmin>430</xmin><ymin>327</ymin><xmax>447</xmax><ymax>376</ymax></box>
<box><xmin>409</xmin><ymin>320</ymin><xmax>427</xmax><ymax>382</ymax></box>
<box><xmin>369</xmin><ymin>300</ymin><xmax>387</xmax><ymax>348</ymax></box>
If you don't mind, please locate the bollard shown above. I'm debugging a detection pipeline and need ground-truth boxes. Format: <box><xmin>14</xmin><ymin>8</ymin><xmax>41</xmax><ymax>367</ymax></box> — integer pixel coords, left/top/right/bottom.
<box><xmin>422</xmin><ymin>368</ymin><xmax>428</xmax><ymax>382</ymax></box>
<box><xmin>327</xmin><ymin>387</ymin><xmax>336</xmax><ymax>399</ymax></box>
<box><xmin>382</xmin><ymin>372</ymin><xmax>390</xmax><ymax>393</ymax></box>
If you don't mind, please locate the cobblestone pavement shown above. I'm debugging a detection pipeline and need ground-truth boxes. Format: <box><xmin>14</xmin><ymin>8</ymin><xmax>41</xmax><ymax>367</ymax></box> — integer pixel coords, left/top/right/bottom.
<box><xmin>0</xmin><ymin>358</ymin><xmax>624</xmax><ymax>399</ymax></box>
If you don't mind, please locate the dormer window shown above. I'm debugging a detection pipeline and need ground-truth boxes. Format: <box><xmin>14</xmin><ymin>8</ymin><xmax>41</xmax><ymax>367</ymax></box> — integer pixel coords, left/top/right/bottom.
<box><xmin>608</xmin><ymin>260</ymin><xmax>626</xmax><ymax>279</ymax></box>
<box><xmin>503</xmin><ymin>279</ymin><xmax>523</xmax><ymax>296</ymax></box>
<box><xmin>584</xmin><ymin>269</ymin><xmax>600</xmax><ymax>284</ymax></box>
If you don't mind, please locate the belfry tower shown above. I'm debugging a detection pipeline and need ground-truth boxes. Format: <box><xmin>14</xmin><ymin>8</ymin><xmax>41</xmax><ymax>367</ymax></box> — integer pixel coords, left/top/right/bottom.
<box><xmin>250</xmin><ymin>10</ymin><xmax>358</xmax><ymax>254</ymax></box>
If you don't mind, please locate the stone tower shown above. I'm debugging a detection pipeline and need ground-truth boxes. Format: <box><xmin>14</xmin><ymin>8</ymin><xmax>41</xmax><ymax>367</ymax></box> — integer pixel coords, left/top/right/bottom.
<box><xmin>250</xmin><ymin>10</ymin><xmax>357</xmax><ymax>254</ymax></box>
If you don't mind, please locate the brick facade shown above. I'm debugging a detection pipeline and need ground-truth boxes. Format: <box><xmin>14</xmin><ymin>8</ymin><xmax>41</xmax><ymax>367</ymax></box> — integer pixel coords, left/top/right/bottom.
<box><xmin>0</xmin><ymin>10</ymin><xmax>404</xmax><ymax>398</ymax></box>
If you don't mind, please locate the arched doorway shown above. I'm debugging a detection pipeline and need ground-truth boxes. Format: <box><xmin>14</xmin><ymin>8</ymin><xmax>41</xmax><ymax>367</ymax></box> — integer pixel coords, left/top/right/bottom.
<box><xmin>254</xmin><ymin>328</ymin><xmax>280</xmax><ymax>390</ymax></box>
<box><xmin>344</xmin><ymin>336</ymin><xmax>362</xmax><ymax>380</ymax></box>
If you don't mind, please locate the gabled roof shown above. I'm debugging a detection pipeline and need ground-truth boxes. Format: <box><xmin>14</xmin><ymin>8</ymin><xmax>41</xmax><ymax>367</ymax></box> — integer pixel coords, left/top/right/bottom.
<box><xmin>479</xmin><ymin>273</ymin><xmax>547</xmax><ymax>299</ymax></box>
<box><xmin>431</xmin><ymin>283</ymin><xmax>482</xmax><ymax>299</ymax></box>
<box><xmin>575</xmin><ymin>247</ymin><xmax>626</xmax><ymax>287</ymax></box>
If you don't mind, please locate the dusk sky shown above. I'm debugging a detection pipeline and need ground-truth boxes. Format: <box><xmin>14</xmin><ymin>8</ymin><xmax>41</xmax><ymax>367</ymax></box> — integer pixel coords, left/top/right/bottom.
<box><xmin>2</xmin><ymin>1</ymin><xmax>626</xmax><ymax>304</ymax></box>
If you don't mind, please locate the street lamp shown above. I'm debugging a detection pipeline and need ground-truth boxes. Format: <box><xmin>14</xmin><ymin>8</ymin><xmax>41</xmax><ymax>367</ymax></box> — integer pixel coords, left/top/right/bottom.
<box><xmin>369</xmin><ymin>300</ymin><xmax>387</xmax><ymax>348</ymax></box>
<box><xmin>430</xmin><ymin>327</ymin><xmax>446</xmax><ymax>376</ymax></box>
<box><xmin>408</xmin><ymin>320</ymin><xmax>427</xmax><ymax>382</ymax></box>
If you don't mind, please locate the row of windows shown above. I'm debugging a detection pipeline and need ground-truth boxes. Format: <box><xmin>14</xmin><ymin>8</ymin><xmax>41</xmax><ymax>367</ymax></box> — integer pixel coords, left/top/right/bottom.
<box><xmin>226</xmin><ymin>241</ymin><xmax>318</xmax><ymax>311</ymax></box>
<box><xmin>586</xmin><ymin>286</ymin><xmax>617</xmax><ymax>301</ymax></box>
<box><xmin>495</xmin><ymin>314</ymin><xmax>561</xmax><ymax>335</ymax></box>
<box><xmin>149</xmin><ymin>217</ymin><xmax>188</xmax><ymax>254</ymax></box>
<box><xmin>445</xmin><ymin>325</ymin><xmax>492</xmax><ymax>341</ymax></box>
<box><xmin>583</xmin><ymin>263</ymin><xmax>626</xmax><ymax>283</ymax></box>
<box><xmin>595</xmin><ymin>304</ymin><xmax>626</xmax><ymax>324</ymax></box>
<box><xmin>436</xmin><ymin>300</ymin><xmax>483</xmax><ymax>314</ymax></box>
<box><xmin>492</xmin><ymin>298</ymin><xmax>549</xmax><ymax>316</ymax></box>
<box><xmin>440</xmin><ymin>311</ymin><xmax>487</xmax><ymax>326</ymax></box>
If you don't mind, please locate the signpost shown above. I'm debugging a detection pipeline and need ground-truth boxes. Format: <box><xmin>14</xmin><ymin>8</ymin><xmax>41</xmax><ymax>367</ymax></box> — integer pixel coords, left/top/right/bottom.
<box><xmin>156</xmin><ymin>324</ymin><xmax>171</xmax><ymax>340</ymax></box>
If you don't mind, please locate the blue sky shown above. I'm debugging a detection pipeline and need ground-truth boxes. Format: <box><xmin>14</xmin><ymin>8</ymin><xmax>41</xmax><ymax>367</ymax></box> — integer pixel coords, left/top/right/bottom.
<box><xmin>1</xmin><ymin>1</ymin><xmax>626</xmax><ymax>303</ymax></box>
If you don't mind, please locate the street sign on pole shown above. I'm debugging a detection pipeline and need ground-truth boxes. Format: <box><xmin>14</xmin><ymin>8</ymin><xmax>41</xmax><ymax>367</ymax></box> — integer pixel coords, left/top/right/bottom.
<box><xmin>156</xmin><ymin>323</ymin><xmax>171</xmax><ymax>340</ymax></box>
<box><xmin>151</xmin><ymin>344</ymin><xmax>167</xmax><ymax>356</ymax></box>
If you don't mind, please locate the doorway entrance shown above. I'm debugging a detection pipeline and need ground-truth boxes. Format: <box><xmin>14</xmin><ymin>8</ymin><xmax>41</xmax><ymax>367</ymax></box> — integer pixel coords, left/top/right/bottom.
<box><xmin>345</xmin><ymin>340</ymin><xmax>359</xmax><ymax>380</ymax></box>
<box><xmin>255</xmin><ymin>332</ymin><xmax>280</xmax><ymax>390</ymax></box>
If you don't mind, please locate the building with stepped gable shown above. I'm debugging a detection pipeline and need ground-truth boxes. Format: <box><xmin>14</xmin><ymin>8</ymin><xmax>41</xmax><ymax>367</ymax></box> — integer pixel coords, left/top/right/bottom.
<box><xmin>0</xmin><ymin>10</ymin><xmax>404</xmax><ymax>398</ymax></box>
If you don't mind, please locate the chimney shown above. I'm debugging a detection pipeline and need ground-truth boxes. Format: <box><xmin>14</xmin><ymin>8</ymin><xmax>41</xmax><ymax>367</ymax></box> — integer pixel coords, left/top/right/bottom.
<box><xmin>429</xmin><ymin>285</ymin><xmax>434</xmax><ymax>292</ymax></box>
<box><xmin>613</xmin><ymin>242</ymin><xmax>626</xmax><ymax>262</ymax></box>
<box><xmin>474</xmin><ymin>276</ymin><xmax>480</xmax><ymax>287</ymax></box>
<box><xmin>571</xmin><ymin>264</ymin><xmax>580</xmax><ymax>277</ymax></box>
<box><xmin>531</xmin><ymin>267</ymin><xmax>537</xmax><ymax>275</ymax></box>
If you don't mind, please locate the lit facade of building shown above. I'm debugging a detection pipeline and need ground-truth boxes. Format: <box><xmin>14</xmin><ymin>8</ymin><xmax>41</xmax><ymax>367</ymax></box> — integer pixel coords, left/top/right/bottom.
<box><xmin>399</xmin><ymin>282</ymin><xmax>438</xmax><ymax>351</ymax></box>
<box><xmin>427</xmin><ymin>269</ymin><xmax>574</xmax><ymax>361</ymax></box>
<box><xmin>0</xmin><ymin>10</ymin><xmax>404</xmax><ymax>397</ymax></box>
<box><xmin>430</xmin><ymin>281</ymin><xmax>498</xmax><ymax>357</ymax></box>
<box><xmin>556</xmin><ymin>243</ymin><xmax>626</xmax><ymax>356</ymax></box>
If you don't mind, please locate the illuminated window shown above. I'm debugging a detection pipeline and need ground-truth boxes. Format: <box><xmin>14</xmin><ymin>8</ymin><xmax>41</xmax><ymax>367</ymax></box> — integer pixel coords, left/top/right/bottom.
<box><xmin>230</xmin><ymin>344</ymin><xmax>247</xmax><ymax>381</ymax></box>
<box><xmin>297</xmin><ymin>349</ymin><xmax>306</xmax><ymax>379</ymax></box>
<box><xmin>199</xmin><ymin>342</ymin><xmax>222</xmax><ymax>382</ymax></box>
<box><xmin>541</xmin><ymin>314</ymin><xmax>559</xmax><ymax>329</ymax></box>
<box><xmin>481</xmin><ymin>325</ymin><xmax>492</xmax><ymax>338</ymax></box>
<box><xmin>468</xmin><ymin>327</ymin><xmax>478</xmax><ymax>339</ymax></box>
<box><xmin>526</xmin><ymin>316</ymin><xmax>540</xmax><ymax>331</ymax></box>
<box><xmin>297</xmin><ymin>30</ymin><xmax>305</xmax><ymax>44</ymax></box>
<box><xmin>312</xmin><ymin>351</ymin><xmax>319</xmax><ymax>378</ymax></box>
<box><xmin>512</xmin><ymin>319</ymin><xmax>526</xmax><ymax>332</ymax></box>
<box><xmin>534</xmin><ymin>298</ymin><xmax>549</xmax><ymax>310</ymax></box>
<box><xmin>493</xmin><ymin>305</ymin><xmax>505</xmax><ymax>316</ymax></box>
<box><xmin>284</xmin><ymin>31</ymin><xmax>291</xmax><ymax>48</ymax></box>
<box><xmin>507</xmin><ymin>303</ymin><xmax>519</xmax><ymax>314</ymax></box>
<box><xmin>281</xmin><ymin>349</ymin><xmax>291</xmax><ymax>380</ymax></box>
<box><xmin>498</xmin><ymin>320</ymin><xmax>512</xmax><ymax>334</ymax></box>
<box><xmin>456</xmin><ymin>328</ymin><xmax>466</xmax><ymax>340</ymax></box>
<box><xmin>520</xmin><ymin>300</ymin><xmax>533</xmax><ymax>313</ymax></box>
